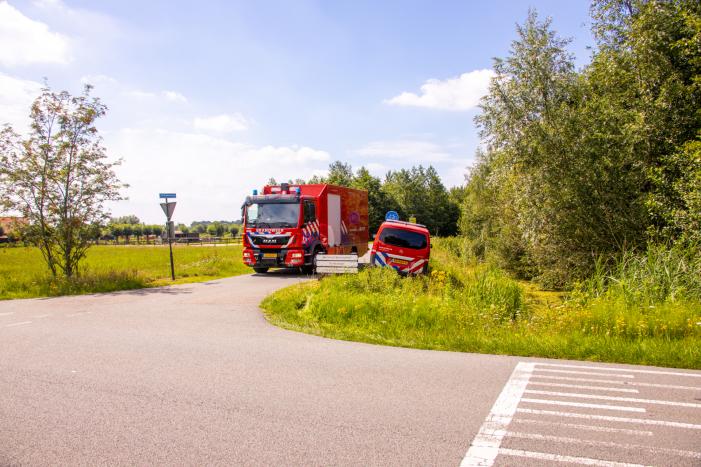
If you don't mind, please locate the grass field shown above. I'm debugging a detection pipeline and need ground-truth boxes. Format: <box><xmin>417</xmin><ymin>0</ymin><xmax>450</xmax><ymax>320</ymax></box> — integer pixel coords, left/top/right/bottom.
<box><xmin>0</xmin><ymin>244</ymin><xmax>248</xmax><ymax>299</ymax></box>
<box><xmin>262</xmin><ymin>239</ymin><xmax>701</xmax><ymax>369</ymax></box>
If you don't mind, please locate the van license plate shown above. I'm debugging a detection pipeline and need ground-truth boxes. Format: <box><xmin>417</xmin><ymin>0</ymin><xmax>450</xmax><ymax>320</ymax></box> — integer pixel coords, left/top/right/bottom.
<box><xmin>393</xmin><ymin>259</ymin><xmax>409</xmax><ymax>265</ymax></box>
<box><xmin>263</xmin><ymin>253</ymin><xmax>277</xmax><ymax>259</ymax></box>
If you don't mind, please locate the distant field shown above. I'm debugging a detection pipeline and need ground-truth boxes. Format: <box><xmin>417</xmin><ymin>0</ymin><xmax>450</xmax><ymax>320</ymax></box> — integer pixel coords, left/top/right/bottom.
<box><xmin>0</xmin><ymin>244</ymin><xmax>248</xmax><ymax>300</ymax></box>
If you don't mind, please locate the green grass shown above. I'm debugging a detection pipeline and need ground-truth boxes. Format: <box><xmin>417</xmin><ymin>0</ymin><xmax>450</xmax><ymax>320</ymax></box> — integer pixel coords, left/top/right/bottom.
<box><xmin>0</xmin><ymin>244</ymin><xmax>249</xmax><ymax>299</ymax></box>
<box><xmin>261</xmin><ymin>238</ymin><xmax>701</xmax><ymax>369</ymax></box>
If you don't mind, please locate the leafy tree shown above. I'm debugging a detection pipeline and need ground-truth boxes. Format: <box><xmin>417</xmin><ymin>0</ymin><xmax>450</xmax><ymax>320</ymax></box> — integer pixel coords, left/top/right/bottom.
<box><xmin>132</xmin><ymin>224</ymin><xmax>143</xmax><ymax>243</ymax></box>
<box><xmin>384</xmin><ymin>165</ymin><xmax>458</xmax><ymax>235</ymax></box>
<box><xmin>0</xmin><ymin>85</ymin><xmax>124</xmax><ymax>277</ymax></box>
<box><xmin>229</xmin><ymin>225</ymin><xmax>239</xmax><ymax>237</ymax></box>
<box><xmin>326</xmin><ymin>161</ymin><xmax>354</xmax><ymax>186</ymax></box>
<box><xmin>151</xmin><ymin>224</ymin><xmax>163</xmax><ymax>239</ymax></box>
<box><xmin>207</xmin><ymin>222</ymin><xmax>225</xmax><ymax>237</ymax></box>
<box><xmin>351</xmin><ymin>167</ymin><xmax>397</xmax><ymax>232</ymax></box>
<box><xmin>122</xmin><ymin>224</ymin><xmax>133</xmax><ymax>244</ymax></box>
<box><xmin>109</xmin><ymin>224</ymin><xmax>123</xmax><ymax>243</ymax></box>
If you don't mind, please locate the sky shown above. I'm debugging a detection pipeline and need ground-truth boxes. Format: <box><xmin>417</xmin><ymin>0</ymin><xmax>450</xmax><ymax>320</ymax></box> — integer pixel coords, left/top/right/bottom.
<box><xmin>0</xmin><ymin>0</ymin><xmax>594</xmax><ymax>224</ymax></box>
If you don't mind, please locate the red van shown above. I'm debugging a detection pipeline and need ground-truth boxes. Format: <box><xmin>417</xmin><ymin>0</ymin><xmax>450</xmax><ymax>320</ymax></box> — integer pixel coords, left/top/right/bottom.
<box><xmin>370</xmin><ymin>220</ymin><xmax>431</xmax><ymax>274</ymax></box>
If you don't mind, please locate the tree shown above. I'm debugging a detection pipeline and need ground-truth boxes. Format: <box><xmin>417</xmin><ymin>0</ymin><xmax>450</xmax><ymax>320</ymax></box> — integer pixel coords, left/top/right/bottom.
<box><xmin>351</xmin><ymin>167</ymin><xmax>396</xmax><ymax>232</ymax></box>
<box><xmin>109</xmin><ymin>224</ymin><xmax>123</xmax><ymax>243</ymax></box>
<box><xmin>142</xmin><ymin>225</ymin><xmax>153</xmax><ymax>244</ymax></box>
<box><xmin>132</xmin><ymin>224</ymin><xmax>143</xmax><ymax>244</ymax></box>
<box><xmin>383</xmin><ymin>165</ymin><xmax>457</xmax><ymax>235</ymax></box>
<box><xmin>122</xmin><ymin>224</ymin><xmax>133</xmax><ymax>244</ymax></box>
<box><xmin>151</xmin><ymin>224</ymin><xmax>163</xmax><ymax>240</ymax></box>
<box><xmin>0</xmin><ymin>85</ymin><xmax>124</xmax><ymax>277</ymax></box>
<box><xmin>229</xmin><ymin>225</ymin><xmax>239</xmax><ymax>237</ymax></box>
<box><xmin>326</xmin><ymin>161</ymin><xmax>354</xmax><ymax>186</ymax></box>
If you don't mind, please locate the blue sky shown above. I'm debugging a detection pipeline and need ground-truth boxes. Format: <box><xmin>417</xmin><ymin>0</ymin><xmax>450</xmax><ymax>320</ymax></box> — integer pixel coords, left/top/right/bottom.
<box><xmin>1</xmin><ymin>0</ymin><xmax>593</xmax><ymax>223</ymax></box>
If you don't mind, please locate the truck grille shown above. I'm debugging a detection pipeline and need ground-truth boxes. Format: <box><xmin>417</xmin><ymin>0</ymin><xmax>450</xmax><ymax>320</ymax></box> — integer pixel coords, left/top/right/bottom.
<box><xmin>248</xmin><ymin>234</ymin><xmax>291</xmax><ymax>246</ymax></box>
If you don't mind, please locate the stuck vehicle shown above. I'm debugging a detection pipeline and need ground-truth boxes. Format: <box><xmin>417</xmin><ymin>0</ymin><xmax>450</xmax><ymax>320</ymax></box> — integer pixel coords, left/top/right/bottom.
<box><xmin>242</xmin><ymin>183</ymin><xmax>368</xmax><ymax>273</ymax></box>
<box><xmin>370</xmin><ymin>219</ymin><xmax>431</xmax><ymax>274</ymax></box>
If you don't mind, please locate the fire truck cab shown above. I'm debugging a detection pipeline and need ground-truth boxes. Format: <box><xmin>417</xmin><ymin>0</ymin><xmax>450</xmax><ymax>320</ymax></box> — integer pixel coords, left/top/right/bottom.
<box><xmin>370</xmin><ymin>219</ymin><xmax>431</xmax><ymax>275</ymax></box>
<box><xmin>242</xmin><ymin>183</ymin><xmax>368</xmax><ymax>273</ymax></box>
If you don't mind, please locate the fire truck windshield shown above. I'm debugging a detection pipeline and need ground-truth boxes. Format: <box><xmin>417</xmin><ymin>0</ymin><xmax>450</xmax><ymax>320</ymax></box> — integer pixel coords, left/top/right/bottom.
<box><xmin>246</xmin><ymin>202</ymin><xmax>300</xmax><ymax>228</ymax></box>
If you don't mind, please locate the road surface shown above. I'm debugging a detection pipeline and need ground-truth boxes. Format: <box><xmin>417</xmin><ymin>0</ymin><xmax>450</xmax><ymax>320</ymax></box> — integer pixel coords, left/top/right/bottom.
<box><xmin>1</xmin><ymin>272</ymin><xmax>699</xmax><ymax>466</ymax></box>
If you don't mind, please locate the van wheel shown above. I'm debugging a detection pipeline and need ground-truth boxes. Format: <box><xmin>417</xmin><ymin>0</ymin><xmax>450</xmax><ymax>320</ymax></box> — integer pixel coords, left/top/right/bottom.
<box><xmin>253</xmin><ymin>267</ymin><xmax>269</xmax><ymax>274</ymax></box>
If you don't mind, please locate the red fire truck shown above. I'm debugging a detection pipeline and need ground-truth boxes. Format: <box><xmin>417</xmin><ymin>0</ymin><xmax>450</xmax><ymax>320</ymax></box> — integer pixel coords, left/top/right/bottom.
<box><xmin>242</xmin><ymin>183</ymin><xmax>369</xmax><ymax>273</ymax></box>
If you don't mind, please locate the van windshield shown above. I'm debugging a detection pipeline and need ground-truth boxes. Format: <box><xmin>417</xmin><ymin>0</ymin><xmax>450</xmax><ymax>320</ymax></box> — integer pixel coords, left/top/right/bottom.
<box><xmin>379</xmin><ymin>227</ymin><xmax>427</xmax><ymax>249</ymax></box>
<box><xmin>246</xmin><ymin>203</ymin><xmax>300</xmax><ymax>228</ymax></box>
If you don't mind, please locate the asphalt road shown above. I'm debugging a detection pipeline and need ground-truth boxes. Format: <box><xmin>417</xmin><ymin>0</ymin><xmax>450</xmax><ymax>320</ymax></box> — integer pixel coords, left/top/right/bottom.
<box><xmin>1</xmin><ymin>272</ymin><xmax>699</xmax><ymax>466</ymax></box>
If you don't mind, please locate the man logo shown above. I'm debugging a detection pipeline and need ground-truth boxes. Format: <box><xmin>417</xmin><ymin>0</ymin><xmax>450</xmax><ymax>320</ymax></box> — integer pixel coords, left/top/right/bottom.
<box><xmin>262</xmin><ymin>238</ymin><xmax>276</xmax><ymax>244</ymax></box>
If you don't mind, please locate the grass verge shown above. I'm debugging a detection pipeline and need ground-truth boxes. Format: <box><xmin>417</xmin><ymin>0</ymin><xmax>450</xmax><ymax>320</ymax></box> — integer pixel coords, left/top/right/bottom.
<box><xmin>0</xmin><ymin>244</ymin><xmax>249</xmax><ymax>299</ymax></box>
<box><xmin>261</xmin><ymin>239</ymin><xmax>701</xmax><ymax>369</ymax></box>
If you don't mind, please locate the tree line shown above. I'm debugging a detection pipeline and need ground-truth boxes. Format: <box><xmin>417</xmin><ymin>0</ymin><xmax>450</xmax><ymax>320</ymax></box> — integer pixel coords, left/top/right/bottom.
<box><xmin>108</xmin><ymin>216</ymin><xmax>241</xmax><ymax>243</ymax></box>
<box><xmin>460</xmin><ymin>0</ymin><xmax>700</xmax><ymax>287</ymax></box>
<box><xmin>273</xmin><ymin>161</ymin><xmax>461</xmax><ymax>235</ymax></box>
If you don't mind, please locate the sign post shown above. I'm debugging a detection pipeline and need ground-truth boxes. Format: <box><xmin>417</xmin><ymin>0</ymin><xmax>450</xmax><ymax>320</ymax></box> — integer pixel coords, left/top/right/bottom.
<box><xmin>159</xmin><ymin>193</ymin><xmax>177</xmax><ymax>280</ymax></box>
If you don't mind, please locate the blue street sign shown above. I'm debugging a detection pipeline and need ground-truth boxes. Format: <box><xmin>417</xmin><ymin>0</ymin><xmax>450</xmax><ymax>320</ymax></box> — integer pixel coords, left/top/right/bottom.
<box><xmin>159</xmin><ymin>193</ymin><xmax>176</xmax><ymax>199</ymax></box>
<box><xmin>385</xmin><ymin>210</ymin><xmax>400</xmax><ymax>221</ymax></box>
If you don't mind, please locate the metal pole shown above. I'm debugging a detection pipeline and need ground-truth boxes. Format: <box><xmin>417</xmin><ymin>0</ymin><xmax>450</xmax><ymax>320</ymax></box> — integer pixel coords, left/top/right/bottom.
<box><xmin>167</xmin><ymin>201</ymin><xmax>175</xmax><ymax>280</ymax></box>
<box><xmin>168</xmin><ymin>232</ymin><xmax>175</xmax><ymax>280</ymax></box>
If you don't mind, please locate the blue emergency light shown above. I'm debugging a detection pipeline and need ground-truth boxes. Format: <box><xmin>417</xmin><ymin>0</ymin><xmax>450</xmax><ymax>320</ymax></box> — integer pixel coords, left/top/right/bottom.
<box><xmin>252</xmin><ymin>189</ymin><xmax>258</xmax><ymax>195</ymax></box>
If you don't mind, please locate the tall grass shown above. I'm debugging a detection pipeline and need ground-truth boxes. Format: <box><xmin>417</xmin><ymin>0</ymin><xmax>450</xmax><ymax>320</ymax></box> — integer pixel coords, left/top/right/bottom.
<box><xmin>556</xmin><ymin>244</ymin><xmax>701</xmax><ymax>341</ymax></box>
<box><xmin>262</xmin><ymin>239</ymin><xmax>701</xmax><ymax>368</ymax></box>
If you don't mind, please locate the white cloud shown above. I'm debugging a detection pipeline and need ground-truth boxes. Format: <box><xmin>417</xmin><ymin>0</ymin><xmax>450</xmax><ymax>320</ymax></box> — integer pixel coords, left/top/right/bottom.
<box><xmin>193</xmin><ymin>113</ymin><xmax>250</xmax><ymax>133</ymax></box>
<box><xmin>384</xmin><ymin>69</ymin><xmax>494</xmax><ymax>111</ymax></box>
<box><xmin>0</xmin><ymin>1</ymin><xmax>71</xmax><ymax>67</ymax></box>
<box><xmin>162</xmin><ymin>90</ymin><xmax>187</xmax><ymax>103</ymax></box>
<box><xmin>355</xmin><ymin>140</ymin><xmax>451</xmax><ymax>162</ymax></box>
<box><xmin>0</xmin><ymin>73</ymin><xmax>43</xmax><ymax>132</ymax></box>
<box><xmin>104</xmin><ymin>128</ymin><xmax>330</xmax><ymax>223</ymax></box>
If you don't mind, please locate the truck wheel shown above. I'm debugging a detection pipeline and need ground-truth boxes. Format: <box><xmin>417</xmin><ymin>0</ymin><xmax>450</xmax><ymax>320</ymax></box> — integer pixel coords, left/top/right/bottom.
<box><xmin>303</xmin><ymin>248</ymin><xmax>322</xmax><ymax>275</ymax></box>
<box><xmin>253</xmin><ymin>267</ymin><xmax>269</xmax><ymax>274</ymax></box>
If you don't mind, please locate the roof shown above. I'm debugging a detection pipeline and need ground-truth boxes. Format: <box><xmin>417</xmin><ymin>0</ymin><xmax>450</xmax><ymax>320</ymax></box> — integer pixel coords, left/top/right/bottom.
<box><xmin>380</xmin><ymin>220</ymin><xmax>429</xmax><ymax>234</ymax></box>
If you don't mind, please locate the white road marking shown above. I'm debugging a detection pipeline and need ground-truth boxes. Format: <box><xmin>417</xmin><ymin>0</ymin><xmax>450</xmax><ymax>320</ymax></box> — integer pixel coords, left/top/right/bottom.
<box><xmin>497</xmin><ymin>448</ymin><xmax>645</xmax><ymax>466</ymax></box>
<box><xmin>0</xmin><ymin>312</ymin><xmax>15</xmax><ymax>316</ymax></box>
<box><xmin>535</xmin><ymin>368</ymin><xmax>635</xmax><ymax>378</ymax></box>
<box><xmin>528</xmin><ymin>381</ymin><xmax>639</xmax><ymax>393</ymax></box>
<box><xmin>505</xmin><ymin>431</ymin><xmax>701</xmax><ymax>459</ymax></box>
<box><xmin>512</xmin><ymin>418</ymin><xmax>653</xmax><ymax>436</ymax></box>
<box><xmin>5</xmin><ymin>321</ymin><xmax>32</xmax><ymax>327</ymax></box>
<box><xmin>530</xmin><ymin>374</ymin><xmax>701</xmax><ymax>390</ymax></box>
<box><xmin>536</xmin><ymin>363</ymin><xmax>701</xmax><ymax>378</ymax></box>
<box><xmin>517</xmin><ymin>408</ymin><xmax>701</xmax><ymax>430</ymax></box>
<box><xmin>460</xmin><ymin>362</ymin><xmax>535</xmax><ymax>466</ymax></box>
<box><xmin>525</xmin><ymin>389</ymin><xmax>701</xmax><ymax>408</ymax></box>
<box><xmin>521</xmin><ymin>398</ymin><xmax>646</xmax><ymax>413</ymax></box>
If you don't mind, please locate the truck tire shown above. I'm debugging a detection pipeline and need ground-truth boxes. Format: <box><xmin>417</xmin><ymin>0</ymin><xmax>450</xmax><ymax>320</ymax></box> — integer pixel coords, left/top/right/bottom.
<box><xmin>302</xmin><ymin>248</ymin><xmax>322</xmax><ymax>275</ymax></box>
<box><xmin>253</xmin><ymin>267</ymin><xmax>269</xmax><ymax>274</ymax></box>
